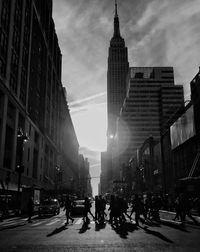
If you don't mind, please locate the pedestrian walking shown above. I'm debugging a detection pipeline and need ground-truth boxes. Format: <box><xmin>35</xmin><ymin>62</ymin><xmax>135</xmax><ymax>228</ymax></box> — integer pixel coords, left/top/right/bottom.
<box><xmin>27</xmin><ymin>197</ymin><xmax>34</xmax><ymax>223</ymax></box>
<box><xmin>99</xmin><ymin>195</ymin><xmax>106</xmax><ymax>223</ymax></box>
<box><xmin>179</xmin><ymin>193</ymin><xmax>198</xmax><ymax>225</ymax></box>
<box><xmin>95</xmin><ymin>196</ymin><xmax>100</xmax><ymax>222</ymax></box>
<box><xmin>130</xmin><ymin>194</ymin><xmax>144</xmax><ymax>225</ymax></box>
<box><xmin>64</xmin><ymin>195</ymin><xmax>74</xmax><ymax>225</ymax></box>
<box><xmin>108</xmin><ymin>195</ymin><xmax>115</xmax><ymax>225</ymax></box>
<box><xmin>83</xmin><ymin>197</ymin><xmax>94</xmax><ymax>223</ymax></box>
<box><xmin>173</xmin><ymin>195</ymin><xmax>181</xmax><ymax>221</ymax></box>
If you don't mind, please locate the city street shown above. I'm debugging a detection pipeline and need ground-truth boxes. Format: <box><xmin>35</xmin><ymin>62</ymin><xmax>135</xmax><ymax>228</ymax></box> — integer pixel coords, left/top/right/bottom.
<box><xmin>0</xmin><ymin>207</ymin><xmax>200</xmax><ymax>252</ymax></box>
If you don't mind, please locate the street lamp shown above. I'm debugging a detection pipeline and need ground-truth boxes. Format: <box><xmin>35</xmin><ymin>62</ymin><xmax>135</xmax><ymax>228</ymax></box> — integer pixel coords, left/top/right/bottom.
<box><xmin>16</xmin><ymin>128</ymin><xmax>28</xmax><ymax>214</ymax></box>
<box><xmin>55</xmin><ymin>166</ymin><xmax>63</xmax><ymax>196</ymax></box>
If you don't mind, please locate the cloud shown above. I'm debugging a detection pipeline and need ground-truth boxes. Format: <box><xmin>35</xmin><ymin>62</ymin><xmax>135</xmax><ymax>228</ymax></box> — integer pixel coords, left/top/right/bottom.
<box><xmin>127</xmin><ymin>0</ymin><xmax>200</xmax><ymax>97</ymax></box>
<box><xmin>69</xmin><ymin>92</ymin><xmax>106</xmax><ymax>107</ymax></box>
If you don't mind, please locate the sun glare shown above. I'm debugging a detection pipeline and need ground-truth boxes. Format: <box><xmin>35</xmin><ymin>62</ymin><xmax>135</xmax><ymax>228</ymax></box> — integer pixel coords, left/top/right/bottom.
<box><xmin>71</xmin><ymin>104</ymin><xmax>107</xmax><ymax>152</ymax></box>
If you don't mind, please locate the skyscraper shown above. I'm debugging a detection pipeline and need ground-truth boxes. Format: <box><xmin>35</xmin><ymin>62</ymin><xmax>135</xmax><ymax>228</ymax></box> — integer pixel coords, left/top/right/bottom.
<box><xmin>116</xmin><ymin>67</ymin><xmax>184</xmax><ymax>166</ymax></box>
<box><xmin>107</xmin><ymin>0</ymin><xmax>129</xmax><ymax>142</ymax></box>
<box><xmin>0</xmin><ymin>0</ymin><xmax>80</xmax><ymax>209</ymax></box>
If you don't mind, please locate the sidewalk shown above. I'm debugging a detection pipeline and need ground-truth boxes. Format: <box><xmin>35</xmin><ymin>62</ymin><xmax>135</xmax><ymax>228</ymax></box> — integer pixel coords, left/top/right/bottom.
<box><xmin>159</xmin><ymin>210</ymin><xmax>200</xmax><ymax>226</ymax></box>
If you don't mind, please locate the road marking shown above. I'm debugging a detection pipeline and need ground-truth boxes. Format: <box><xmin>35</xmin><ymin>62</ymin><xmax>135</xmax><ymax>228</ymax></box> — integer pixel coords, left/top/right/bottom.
<box><xmin>0</xmin><ymin>220</ymin><xmax>25</xmax><ymax>227</ymax></box>
<box><xmin>31</xmin><ymin>221</ymin><xmax>44</xmax><ymax>226</ymax></box>
<box><xmin>75</xmin><ymin>218</ymin><xmax>83</xmax><ymax>225</ymax></box>
<box><xmin>46</xmin><ymin>219</ymin><xmax>60</xmax><ymax>225</ymax></box>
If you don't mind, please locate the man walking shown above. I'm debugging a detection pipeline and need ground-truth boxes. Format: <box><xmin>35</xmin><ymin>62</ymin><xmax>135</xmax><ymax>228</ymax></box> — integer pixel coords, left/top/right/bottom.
<box><xmin>64</xmin><ymin>195</ymin><xmax>74</xmax><ymax>225</ymax></box>
<box><xmin>27</xmin><ymin>197</ymin><xmax>34</xmax><ymax>223</ymax></box>
<box><xmin>83</xmin><ymin>197</ymin><xmax>94</xmax><ymax>223</ymax></box>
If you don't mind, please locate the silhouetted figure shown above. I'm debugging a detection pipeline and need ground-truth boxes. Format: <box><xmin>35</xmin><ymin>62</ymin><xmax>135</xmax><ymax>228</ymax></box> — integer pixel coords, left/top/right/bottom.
<box><xmin>108</xmin><ymin>195</ymin><xmax>115</xmax><ymax>224</ymax></box>
<box><xmin>179</xmin><ymin>193</ymin><xmax>198</xmax><ymax>225</ymax></box>
<box><xmin>83</xmin><ymin>197</ymin><xmax>94</xmax><ymax>223</ymax></box>
<box><xmin>151</xmin><ymin>195</ymin><xmax>161</xmax><ymax>222</ymax></box>
<box><xmin>130</xmin><ymin>194</ymin><xmax>144</xmax><ymax>225</ymax></box>
<box><xmin>173</xmin><ymin>196</ymin><xmax>181</xmax><ymax>221</ymax></box>
<box><xmin>64</xmin><ymin>195</ymin><xmax>74</xmax><ymax>225</ymax></box>
<box><xmin>95</xmin><ymin>196</ymin><xmax>100</xmax><ymax>222</ymax></box>
<box><xmin>99</xmin><ymin>195</ymin><xmax>106</xmax><ymax>223</ymax></box>
<box><xmin>27</xmin><ymin>197</ymin><xmax>34</xmax><ymax>223</ymax></box>
<box><xmin>121</xmin><ymin>198</ymin><xmax>130</xmax><ymax>219</ymax></box>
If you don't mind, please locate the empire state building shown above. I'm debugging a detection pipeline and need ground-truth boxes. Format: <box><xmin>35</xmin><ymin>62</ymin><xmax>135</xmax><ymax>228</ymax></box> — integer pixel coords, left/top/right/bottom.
<box><xmin>107</xmin><ymin>1</ymin><xmax>129</xmax><ymax>142</ymax></box>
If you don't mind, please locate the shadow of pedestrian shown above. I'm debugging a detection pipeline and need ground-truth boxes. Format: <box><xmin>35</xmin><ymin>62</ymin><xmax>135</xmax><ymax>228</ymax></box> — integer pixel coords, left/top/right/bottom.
<box><xmin>161</xmin><ymin>220</ymin><xmax>189</xmax><ymax>232</ymax></box>
<box><xmin>95</xmin><ymin>221</ymin><xmax>106</xmax><ymax>231</ymax></box>
<box><xmin>111</xmin><ymin>222</ymin><xmax>137</xmax><ymax>239</ymax></box>
<box><xmin>141</xmin><ymin>226</ymin><xmax>173</xmax><ymax>243</ymax></box>
<box><xmin>46</xmin><ymin>225</ymin><xmax>67</xmax><ymax>237</ymax></box>
<box><xmin>79</xmin><ymin>221</ymin><xmax>91</xmax><ymax>233</ymax></box>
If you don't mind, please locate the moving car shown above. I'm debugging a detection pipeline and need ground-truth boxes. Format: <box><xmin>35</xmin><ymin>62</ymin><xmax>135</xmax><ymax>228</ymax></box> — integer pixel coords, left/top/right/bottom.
<box><xmin>71</xmin><ymin>199</ymin><xmax>85</xmax><ymax>216</ymax></box>
<box><xmin>38</xmin><ymin>199</ymin><xmax>60</xmax><ymax>217</ymax></box>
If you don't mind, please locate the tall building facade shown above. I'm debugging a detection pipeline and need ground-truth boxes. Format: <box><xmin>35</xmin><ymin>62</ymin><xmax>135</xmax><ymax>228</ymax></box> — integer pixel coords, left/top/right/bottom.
<box><xmin>116</xmin><ymin>67</ymin><xmax>184</xmax><ymax>170</ymax></box>
<box><xmin>0</xmin><ymin>0</ymin><xmax>81</xmax><ymax>211</ymax></box>
<box><xmin>107</xmin><ymin>1</ymin><xmax>129</xmax><ymax>141</ymax></box>
<box><xmin>100</xmin><ymin>1</ymin><xmax>129</xmax><ymax>195</ymax></box>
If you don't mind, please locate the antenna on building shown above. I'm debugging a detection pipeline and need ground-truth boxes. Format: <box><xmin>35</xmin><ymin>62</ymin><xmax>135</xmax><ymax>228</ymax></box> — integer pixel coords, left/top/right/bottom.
<box><xmin>115</xmin><ymin>0</ymin><xmax>118</xmax><ymax>17</ymax></box>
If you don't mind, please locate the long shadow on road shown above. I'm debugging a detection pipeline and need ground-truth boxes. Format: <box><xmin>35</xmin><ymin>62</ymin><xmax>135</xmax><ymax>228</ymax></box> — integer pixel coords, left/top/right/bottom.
<box><xmin>95</xmin><ymin>221</ymin><xmax>106</xmax><ymax>231</ymax></box>
<box><xmin>161</xmin><ymin>220</ymin><xmax>189</xmax><ymax>233</ymax></box>
<box><xmin>111</xmin><ymin>222</ymin><xmax>137</xmax><ymax>239</ymax></box>
<box><xmin>79</xmin><ymin>221</ymin><xmax>91</xmax><ymax>234</ymax></box>
<box><xmin>140</xmin><ymin>225</ymin><xmax>174</xmax><ymax>243</ymax></box>
<box><xmin>47</xmin><ymin>224</ymin><xmax>68</xmax><ymax>237</ymax></box>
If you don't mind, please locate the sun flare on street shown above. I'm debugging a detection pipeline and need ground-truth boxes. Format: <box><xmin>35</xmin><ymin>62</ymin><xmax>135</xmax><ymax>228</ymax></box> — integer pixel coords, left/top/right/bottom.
<box><xmin>70</xmin><ymin>103</ymin><xmax>107</xmax><ymax>152</ymax></box>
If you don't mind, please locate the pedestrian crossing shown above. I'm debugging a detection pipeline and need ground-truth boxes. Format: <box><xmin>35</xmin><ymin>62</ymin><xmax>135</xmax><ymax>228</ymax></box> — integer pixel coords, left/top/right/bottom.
<box><xmin>0</xmin><ymin>215</ymin><xmax>97</xmax><ymax>229</ymax></box>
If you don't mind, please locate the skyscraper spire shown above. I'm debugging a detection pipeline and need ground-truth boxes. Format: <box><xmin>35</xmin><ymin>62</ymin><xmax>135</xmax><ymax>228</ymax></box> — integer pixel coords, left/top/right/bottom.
<box><xmin>113</xmin><ymin>0</ymin><xmax>120</xmax><ymax>37</ymax></box>
<box><xmin>115</xmin><ymin>0</ymin><xmax>118</xmax><ymax>17</ymax></box>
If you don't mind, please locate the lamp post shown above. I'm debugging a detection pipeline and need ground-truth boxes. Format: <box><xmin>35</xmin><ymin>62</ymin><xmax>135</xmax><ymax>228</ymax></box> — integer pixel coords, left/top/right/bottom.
<box><xmin>55</xmin><ymin>166</ymin><xmax>63</xmax><ymax>197</ymax></box>
<box><xmin>16</xmin><ymin>128</ymin><xmax>28</xmax><ymax>214</ymax></box>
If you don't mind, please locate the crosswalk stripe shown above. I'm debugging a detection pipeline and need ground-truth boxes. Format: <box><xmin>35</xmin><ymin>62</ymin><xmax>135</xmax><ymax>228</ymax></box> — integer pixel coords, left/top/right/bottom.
<box><xmin>46</xmin><ymin>219</ymin><xmax>60</xmax><ymax>226</ymax></box>
<box><xmin>0</xmin><ymin>220</ymin><xmax>25</xmax><ymax>227</ymax></box>
<box><xmin>75</xmin><ymin>218</ymin><xmax>82</xmax><ymax>225</ymax></box>
<box><xmin>1</xmin><ymin>217</ymin><xmax>100</xmax><ymax>228</ymax></box>
<box><xmin>31</xmin><ymin>221</ymin><xmax>44</xmax><ymax>226</ymax></box>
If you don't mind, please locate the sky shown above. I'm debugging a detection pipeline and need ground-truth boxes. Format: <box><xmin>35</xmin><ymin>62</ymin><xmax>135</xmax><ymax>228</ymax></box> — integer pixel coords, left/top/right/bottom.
<box><xmin>52</xmin><ymin>0</ymin><xmax>200</xmax><ymax>196</ymax></box>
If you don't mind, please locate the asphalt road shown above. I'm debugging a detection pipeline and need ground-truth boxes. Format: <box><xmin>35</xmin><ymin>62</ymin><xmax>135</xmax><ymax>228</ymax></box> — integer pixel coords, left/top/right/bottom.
<box><xmin>0</xmin><ymin>207</ymin><xmax>200</xmax><ymax>252</ymax></box>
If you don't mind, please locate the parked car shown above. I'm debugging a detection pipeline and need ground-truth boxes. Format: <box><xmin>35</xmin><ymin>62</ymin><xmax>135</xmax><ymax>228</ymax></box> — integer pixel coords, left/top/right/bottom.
<box><xmin>38</xmin><ymin>199</ymin><xmax>60</xmax><ymax>217</ymax></box>
<box><xmin>71</xmin><ymin>199</ymin><xmax>85</xmax><ymax>216</ymax></box>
